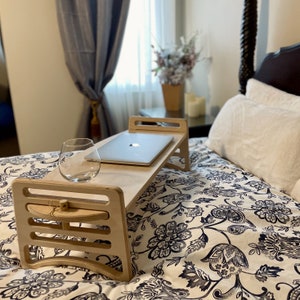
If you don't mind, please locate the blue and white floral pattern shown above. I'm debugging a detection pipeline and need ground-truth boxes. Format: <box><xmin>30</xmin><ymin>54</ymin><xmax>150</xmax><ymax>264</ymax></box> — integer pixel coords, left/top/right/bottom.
<box><xmin>0</xmin><ymin>138</ymin><xmax>299</xmax><ymax>299</ymax></box>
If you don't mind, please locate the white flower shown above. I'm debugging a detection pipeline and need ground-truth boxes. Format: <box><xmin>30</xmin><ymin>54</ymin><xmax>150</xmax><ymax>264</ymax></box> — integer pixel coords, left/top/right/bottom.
<box><xmin>152</xmin><ymin>33</ymin><xmax>201</xmax><ymax>85</ymax></box>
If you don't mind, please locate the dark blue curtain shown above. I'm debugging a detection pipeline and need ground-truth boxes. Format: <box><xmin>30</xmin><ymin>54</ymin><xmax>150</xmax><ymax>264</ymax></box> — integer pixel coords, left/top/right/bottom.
<box><xmin>56</xmin><ymin>0</ymin><xmax>130</xmax><ymax>140</ymax></box>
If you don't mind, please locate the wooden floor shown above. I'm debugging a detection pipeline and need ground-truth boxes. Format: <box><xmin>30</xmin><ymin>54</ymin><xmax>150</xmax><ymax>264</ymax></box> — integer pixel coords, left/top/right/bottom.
<box><xmin>0</xmin><ymin>134</ymin><xmax>20</xmax><ymax>157</ymax></box>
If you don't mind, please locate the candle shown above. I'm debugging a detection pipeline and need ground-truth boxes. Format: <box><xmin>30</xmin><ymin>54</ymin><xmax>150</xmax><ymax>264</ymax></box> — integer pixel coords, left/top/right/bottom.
<box><xmin>184</xmin><ymin>93</ymin><xmax>195</xmax><ymax>114</ymax></box>
<box><xmin>195</xmin><ymin>96</ymin><xmax>206</xmax><ymax>115</ymax></box>
<box><xmin>188</xmin><ymin>96</ymin><xmax>206</xmax><ymax>117</ymax></box>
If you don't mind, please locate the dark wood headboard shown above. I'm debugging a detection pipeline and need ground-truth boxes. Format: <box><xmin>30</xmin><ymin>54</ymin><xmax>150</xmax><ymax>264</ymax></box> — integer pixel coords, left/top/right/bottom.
<box><xmin>239</xmin><ymin>0</ymin><xmax>300</xmax><ymax>96</ymax></box>
<box><xmin>254</xmin><ymin>43</ymin><xmax>300</xmax><ymax>96</ymax></box>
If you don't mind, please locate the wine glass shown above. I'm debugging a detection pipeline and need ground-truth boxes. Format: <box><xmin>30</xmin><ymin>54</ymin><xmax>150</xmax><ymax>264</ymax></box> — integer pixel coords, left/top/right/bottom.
<box><xmin>59</xmin><ymin>138</ymin><xmax>100</xmax><ymax>182</ymax></box>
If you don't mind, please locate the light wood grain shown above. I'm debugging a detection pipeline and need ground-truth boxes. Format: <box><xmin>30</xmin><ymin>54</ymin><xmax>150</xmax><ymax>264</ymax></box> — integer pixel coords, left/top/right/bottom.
<box><xmin>12</xmin><ymin>116</ymin><xmax>190</xmax><ymax>281</ymax></box>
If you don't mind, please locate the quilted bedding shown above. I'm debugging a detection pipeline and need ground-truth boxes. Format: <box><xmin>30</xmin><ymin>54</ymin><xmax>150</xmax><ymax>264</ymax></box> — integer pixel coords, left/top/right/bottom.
<box><xmin>0</xmin><ymin>138</ymin><xmax>299</xmax><ymax>299</ymax></box>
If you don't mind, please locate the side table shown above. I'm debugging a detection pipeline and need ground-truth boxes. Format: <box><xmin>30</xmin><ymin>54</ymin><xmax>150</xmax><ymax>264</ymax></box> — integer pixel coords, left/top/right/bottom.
<box><xmin>139</xmin><ymin>107</ymin><xmax>215</xmax><ymax>138</ymax></box>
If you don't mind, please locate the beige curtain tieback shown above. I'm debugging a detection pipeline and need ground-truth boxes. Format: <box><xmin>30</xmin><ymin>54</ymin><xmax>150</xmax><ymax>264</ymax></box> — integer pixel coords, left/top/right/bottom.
<box><xmin>90</xmin><ymin>100</ymin><xmax>101</xmax><ymax>141</ymax></box>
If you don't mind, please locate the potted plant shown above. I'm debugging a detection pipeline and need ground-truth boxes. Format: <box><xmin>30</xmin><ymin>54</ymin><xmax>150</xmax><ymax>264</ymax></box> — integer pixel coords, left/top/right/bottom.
<box><xmin>152</xmin><ymin>33</ymin><xmax>200</xmax><ymax>111</ymax></box>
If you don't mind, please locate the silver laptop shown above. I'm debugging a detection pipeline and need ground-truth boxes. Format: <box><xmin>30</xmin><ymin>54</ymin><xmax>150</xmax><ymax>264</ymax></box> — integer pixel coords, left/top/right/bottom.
<box><xmin>85</xmin><ymin>132</ymin><xmax>173</xmax><ymax>166</ymax></box>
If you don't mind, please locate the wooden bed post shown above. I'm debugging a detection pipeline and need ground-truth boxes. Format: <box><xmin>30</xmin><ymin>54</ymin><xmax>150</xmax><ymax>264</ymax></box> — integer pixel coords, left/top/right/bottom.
<box><xmin>239</xmin><ymin>0</ymin><xmax>257</xmax><ymax>94</ymax></box>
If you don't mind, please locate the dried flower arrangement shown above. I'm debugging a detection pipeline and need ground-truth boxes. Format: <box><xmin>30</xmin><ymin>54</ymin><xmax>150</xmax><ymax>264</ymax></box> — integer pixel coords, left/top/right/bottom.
<box><xmin>152</xmin><ymin>33</ymin><xmax>200</xmax><ymax>86</ymax></box>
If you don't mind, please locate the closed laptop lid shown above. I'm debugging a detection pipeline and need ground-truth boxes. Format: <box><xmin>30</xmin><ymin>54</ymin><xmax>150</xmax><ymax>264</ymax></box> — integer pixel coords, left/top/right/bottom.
<box><xmin>85</xmin><ymin>132</ymin><xmax>173</xmax><ymax>166</ymax></box>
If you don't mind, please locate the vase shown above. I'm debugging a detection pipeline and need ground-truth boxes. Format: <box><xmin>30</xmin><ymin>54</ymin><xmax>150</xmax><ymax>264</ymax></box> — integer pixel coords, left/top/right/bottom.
<box><xmin>161</xmin><ymin>84</ymin><xmax>184</xmax><ymax>111</ymax></box>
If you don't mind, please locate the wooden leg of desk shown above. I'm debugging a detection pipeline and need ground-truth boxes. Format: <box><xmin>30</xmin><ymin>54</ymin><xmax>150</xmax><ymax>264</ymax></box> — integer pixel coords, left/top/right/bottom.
<box><xmin>165</xmin><ymin>135</ymin><xmax>190</xmax><ymax>171</ymax></box>
<box><xmin>12</xmin><ymin>178</ymin><xmax>133</xmax><ymax>282</ymax></box>
<box><xmin>179</xmin><ymin>135</ymin><xmax>190</xmax><ymax>171</ymax></box>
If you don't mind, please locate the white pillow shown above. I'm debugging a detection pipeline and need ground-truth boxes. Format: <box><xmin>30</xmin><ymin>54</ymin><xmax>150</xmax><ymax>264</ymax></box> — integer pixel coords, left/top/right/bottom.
<box><xmin>206</xmin><ymin>94</ymin><xmax>300</xmax><ymax>195</ymax></box>
<box><xmin>246</xmin><ymin>78</ymin><xmax>300</xmax><ymax>111</ymax></box>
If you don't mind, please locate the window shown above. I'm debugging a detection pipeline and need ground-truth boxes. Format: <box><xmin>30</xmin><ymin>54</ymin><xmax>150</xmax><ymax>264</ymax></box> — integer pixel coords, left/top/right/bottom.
<box><xmin>105</xmin><ymin>0</ymin><xmax>178</xmax><ymax>133</ymax></box>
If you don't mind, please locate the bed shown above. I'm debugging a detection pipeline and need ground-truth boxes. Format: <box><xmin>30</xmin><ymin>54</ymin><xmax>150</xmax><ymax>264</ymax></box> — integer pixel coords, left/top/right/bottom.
<box><xmin>1</xmin><ymin>4</ymin><xmax>300</xmax><ymax>300</ymax></box>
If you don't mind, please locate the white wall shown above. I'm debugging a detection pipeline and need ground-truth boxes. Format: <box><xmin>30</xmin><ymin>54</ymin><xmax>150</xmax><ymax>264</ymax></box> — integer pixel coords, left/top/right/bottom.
<box><xmin>185</xmin><ymin>0</ymin><xmax>300</xmax><ymax>115</ymax></box>
<box><xmin>185</xmin><ymin>0</ymin><xmax>244</xmax><ymax>115</ymax></box>
<box><xmin>267</xmin><ymin>0</ymin><xmax>300</xmax><ymax>51</ymax></box>
<box><xmin>0</xmin><ymin>0</ymin><xmax>85</xmax><ymax>154</ymax></box>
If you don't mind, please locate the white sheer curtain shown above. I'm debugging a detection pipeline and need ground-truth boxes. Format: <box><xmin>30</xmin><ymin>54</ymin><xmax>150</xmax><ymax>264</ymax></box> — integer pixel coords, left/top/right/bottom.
<box><xmin>104</xmin><ymin>0</ymin><xmax>176</xmax><ymax>133</ymax></box>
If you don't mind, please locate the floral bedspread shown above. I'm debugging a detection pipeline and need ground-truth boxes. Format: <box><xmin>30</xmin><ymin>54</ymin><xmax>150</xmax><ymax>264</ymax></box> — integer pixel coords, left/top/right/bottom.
<box><xmin>0</xmin><ymin>138</ymin><xmax>300</xmax><ymax>299</ymax></box>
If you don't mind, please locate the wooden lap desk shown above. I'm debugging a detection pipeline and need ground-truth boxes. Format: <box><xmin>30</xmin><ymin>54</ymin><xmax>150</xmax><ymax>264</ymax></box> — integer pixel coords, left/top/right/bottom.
<box><xmin>12</xmin><ymin>116</ymin><xmax>190</xmax><ymax>282</ymax></box>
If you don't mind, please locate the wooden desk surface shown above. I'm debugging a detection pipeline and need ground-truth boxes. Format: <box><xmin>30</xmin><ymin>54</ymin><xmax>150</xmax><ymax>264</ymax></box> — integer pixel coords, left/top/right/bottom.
<box><xmin>45</xmin><ymin>117</ymin><xmax>189</xmax><ymax>208</ymax></box>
